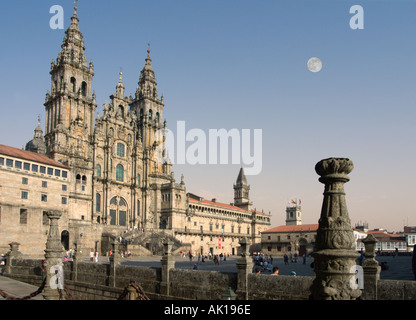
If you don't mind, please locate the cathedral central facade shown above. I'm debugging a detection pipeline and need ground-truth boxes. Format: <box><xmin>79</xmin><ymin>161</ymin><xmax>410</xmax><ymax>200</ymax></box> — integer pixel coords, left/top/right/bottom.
<box><xmin>0</xmin><ymin>7</ymin><xmax>270</xmax><ymax>256</ymax></box>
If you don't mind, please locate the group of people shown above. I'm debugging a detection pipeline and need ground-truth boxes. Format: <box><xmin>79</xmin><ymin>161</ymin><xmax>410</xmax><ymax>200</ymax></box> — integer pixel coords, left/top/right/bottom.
<box><xmin>283</xmin><ymin>253</ymin><xmax>306</xmax><ymax>265</ymax></box>
<box><xmin>181</xmin><ymin>251</ymin><xmax>230</xmax><ymax>266</ymax></box>
<box><xmin>252</xmin><ymin>252</ymin><xmax>274</xmax><ymax>272</ymax></box>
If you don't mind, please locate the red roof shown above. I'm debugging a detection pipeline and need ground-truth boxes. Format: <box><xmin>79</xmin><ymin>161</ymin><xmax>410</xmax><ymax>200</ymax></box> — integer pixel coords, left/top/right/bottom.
<box><xmin>0</xmin><ymin>144</ymin><xmax>68</xmax><ymax>169</ymax></box>
<box><xmin>262</xmin><ymin>224</ymin><xmax>319</xmax><ymax>233</ymax></box>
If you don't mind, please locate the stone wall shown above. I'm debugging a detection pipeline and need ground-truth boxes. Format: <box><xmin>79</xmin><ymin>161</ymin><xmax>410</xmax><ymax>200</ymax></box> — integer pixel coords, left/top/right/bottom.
<box><xmin>3</xmin><ymin>257</ymin><xmax>416</xmax><ymax>300</ymax></box>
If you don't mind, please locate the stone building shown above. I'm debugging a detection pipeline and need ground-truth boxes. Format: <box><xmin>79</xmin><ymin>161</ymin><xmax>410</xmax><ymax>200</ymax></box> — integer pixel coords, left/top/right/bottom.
<box><xmin>0</xmin><ymin>6</ymin><xmax>270</xmax><ymax>256</ymax></box>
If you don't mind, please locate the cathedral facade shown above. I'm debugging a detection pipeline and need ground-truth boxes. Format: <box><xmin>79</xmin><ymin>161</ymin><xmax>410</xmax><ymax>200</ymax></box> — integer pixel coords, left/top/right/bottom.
<box><xmin>0</xmin><ymin>7</ymin><xmax>270</xmax><ymax>256</ymax></box>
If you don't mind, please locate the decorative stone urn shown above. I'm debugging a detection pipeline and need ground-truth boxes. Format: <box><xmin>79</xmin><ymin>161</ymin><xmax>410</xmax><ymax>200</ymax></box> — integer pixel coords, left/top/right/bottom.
<box><xmin>310</xmin><ymin>158</ymin><xmax>362</xmax><ymax>300</ymax></box>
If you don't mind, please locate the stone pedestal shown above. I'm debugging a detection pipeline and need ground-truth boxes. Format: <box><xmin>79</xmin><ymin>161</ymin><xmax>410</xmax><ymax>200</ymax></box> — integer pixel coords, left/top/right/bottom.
<box><xmin>236</xmin><ymin>237</ymin><xmax>253</xmax><ymax>300</ymax></box>
<box><xmin>310</xmin><ymin>158</ymin><xmax>362</xmax><ymax>300</ymax></box>
<box><xmin>42</xmin><ymin>210</ymin><xmax>64</xmax><ymax>301</ymax></box>
<box><xmin>4</xmin><ymin>242</ymin><xmax>23</xmax><ymax>275</ymax></box>
<box><xmin>361</xmin><ymin>234</ymin><xmax>381</xmax><ymax>300</ymax></box>
<box><xmin>160</xmin><ymin>239</ymin><xmax>175</xmax><ymax>296</ymax></box>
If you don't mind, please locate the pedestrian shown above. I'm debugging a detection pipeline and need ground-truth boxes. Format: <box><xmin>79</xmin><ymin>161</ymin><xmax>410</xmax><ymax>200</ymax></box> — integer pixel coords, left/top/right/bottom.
<box><xmin>272</xmin><ymin>266</ymin><xmax>279</xmax><ymax>275</ymax></box>
<box><xmin>90</xmin><ymin>250</ymin><xmax>94</xmax><ymax>262</ymax></box>
<box><xmin>95</xmin><ymin>251</ymin><xmax>98</xmax><ymax>263</ymax></box>
<box><xmin>412</xmin><ymin>244</ymin><xmax>416</xmax><ymax>281</ymax></box>
<box><xmin>302</xmin><ymin>253</ymin><xmax>306</xmax><ymax>264</ymax></box>
<box><xmin>284</xmin><ymin>254</ymin><xmax>289</xmax><ymax>265</ymax></box>
<box><xmin>254</xmin><ymin>267</ymin><xmax>261</xmax><ymax>274</ymax></box>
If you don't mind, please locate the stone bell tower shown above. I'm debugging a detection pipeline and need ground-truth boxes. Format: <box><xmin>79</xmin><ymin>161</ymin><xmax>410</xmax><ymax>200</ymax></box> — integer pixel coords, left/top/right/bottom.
<box><xmin>44</xmin><ymin>4</ymin><xmax>96</xmax><ymax>166</ymax></box>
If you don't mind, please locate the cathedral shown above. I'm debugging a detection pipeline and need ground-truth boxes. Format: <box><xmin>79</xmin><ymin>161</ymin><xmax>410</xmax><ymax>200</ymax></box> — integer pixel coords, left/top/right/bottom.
<box><xmin>0</xmin><ymin>6</ymin><xmax>270</xmax><ymax>256</ymax></box>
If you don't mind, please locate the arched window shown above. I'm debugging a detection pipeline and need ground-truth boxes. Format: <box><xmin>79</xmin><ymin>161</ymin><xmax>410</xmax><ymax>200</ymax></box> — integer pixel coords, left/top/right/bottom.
<box><xmin>76</xmin><ymin>174</ymin><xmax>81</xmax><ymax>184</ymax></box>
<box><xmin>96</xmin><ymin>164</ymin><xmax>101</xmax><ymax>178</ymax></box>
<box><xmin>82</xmin><ymin>175</ymin><xmax>87</xmax><ymax>185</ymax></box>
<box><xmin>96</xmin><ymin>193</ymin><xmax>101</xmax><ymax>212</ymax></box>
<box><xmin>116</xmin><ymin>164</ymin><xmax>124</xmax><ymax>182</ymax></box>
<box><xmin>81</xmin><ymin>81</ymin><xmax>87</xmax><ymax>97</ymax></box>
<box><xmin>149</xmin><ymin>109</ymin><xmax>152</xmax><ymax>120</ymax></box>
<box><xmin>156</xmin><ymin>112</ymin><xmax>160</xmax><ymax>123</ymax></box>
<box><xmin>116</xmin><ymin>143</ymin><xmax>125</xmax><ymax>157</ymax></box>
<box><xmin>140</xmin><ymin>109</ymin><xmax>144</xmax><ymax>121</ymax></box>
<box><xmin>118</xmin><ymin>105</ymin><xmax>124</xmax><ymax>117</ymax></box>
<box><xmin>70</xmin><ymin>77</ymin><xmax>76</xmax><ymax>93</ymax></box>
<box><xmin>137</xmin><ymin>173</ymin><xmax>141</xmax><ymax>186</ymax></box>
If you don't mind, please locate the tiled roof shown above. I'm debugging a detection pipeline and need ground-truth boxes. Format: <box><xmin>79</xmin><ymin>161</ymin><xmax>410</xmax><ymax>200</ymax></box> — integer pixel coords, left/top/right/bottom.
<box><xmin>262</xmin><ymin>224</ymin><xmax>319</xmax><ymax>233</ymax></box>
<box><xmin>0</xmin><ymin>144</ymin><xmax>68</xmax><ymax>169</ymax></box>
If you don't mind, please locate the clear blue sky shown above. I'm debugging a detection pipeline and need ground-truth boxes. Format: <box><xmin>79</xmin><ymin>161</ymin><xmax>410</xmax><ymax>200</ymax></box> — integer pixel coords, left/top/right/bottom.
<box><xmin>1</xmin><ymin>0</ymin><xmax>415</xmax><ymax>232</ymax></box>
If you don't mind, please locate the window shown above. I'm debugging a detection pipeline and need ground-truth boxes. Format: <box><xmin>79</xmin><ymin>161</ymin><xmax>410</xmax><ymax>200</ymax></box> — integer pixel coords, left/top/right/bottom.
<box><xmin>62</xmin><ymin>171</ymin><xmax>67</xmax><ymax>178</ymax></box>
<box><xmin>118</xmin><ymin>105</ymin><xmax>124</xmax><ymax>117</ymax></box>
<box><xmin>24</xmin><ymin>163</ymin><xmax>30</xmax><ymax>171</ymax></box>
<box><xmin>47</xmin><ymin>167</ymin><xmax>53</xmax><ymax>175</ymax></box>
<box><xmin>61</xmin><ymin>197</ymin><xmax>67</xmax><ymax>205</ymax></box>
<box><xmin>116</xmin><ymin>143</ymin><xmax>125</xmax><ymax>157</ymax></box>
<box><xmin>62</xmin><ymin>184</ymin><xmax>67</xmax><ymax>191</ymax></box>
<box><xmin>22</xmin><ymin>177</ymin><xmax>28</xmax><ymax>185</ymax></box>
<box><xmin>32</xmin><ymin>164</ymin><xmax>38</xmax><ymax>172</ymax></box>
<box><xmin>149</xmin><ymin>109</ymin><xmax>153</xmax><ymax>120</ymax></box>
<box><xmin>116</xmin><ymin>164</ymin><xmax>124</xmax><ymax>182</ymax></box>
<box><xmin>71</xmin><ymin>77</ymin><xmax>76</xmax><ymax>93</ymax></box>
<box><xmin>96</xmin><ymin>164</ymin><xmax>101</xmax><ymax>178</ymax></box>
<box><xmin>210</xmin><ymin>224</ymin><xmax>213</xmax><ymax>232</ymax></box>
<box><xmin>20</xmin><ymin>209</ymin><xmax>28</xmax><ymax>224</ymax></box>
<box><xmin>137</xmin><ymin>174</ymin><xmax>141</xmax><ymax>186</ymax></box>
<box><xmin>42</xmin><ymin>181</ymin><xmax>47</xmax><ymax>188</ymax></box>
<box><xmin>82</xmin><ymin>175</ymin><xmax>87</xmax><ymax>185</ymax></box>
<box><xmin>96</xmin><ymin>193</ymin><xmax>101</xmax><ymax>212</ymax></box>
<box><xmin>55</xmin><ymin>169</ymin><xmax>61</xmax><ymax>177</ymax></box>
<box><xmin>41</xmin><ymin>194</ymin><xmax>47</xmax><ymax>202</ymax></box>
<box><xmin>81</xmin><ymin>81</ymin><xmax>87</xmax><ymax>97</ymax></box>
<box><xmin>0</xmin><ymin>157</ymin><xmax>4</xmax><ymax>165</ymax></box>
<box><xmin>15</xmin><ymin>161</ymin><xmax>22</xmax><ymax>169</ymax></box>
<box><xmin>6</xmin><ymin>159</ymin><xmax>13</xmax><ymax>167</ymax></box>
<box><xmin>21</xmin><ymin>191</ymin><xmax>28</xmax><ymax>199</ymax></box>
<box><xmin>40</xmin><ymin>166</ymin><xmax>46</xmax><ymax>174</ymax></box>
<box><xmin>76</xmin><ymin>174</ymin><xmax>81</xmax><ymax>184</ymax></box>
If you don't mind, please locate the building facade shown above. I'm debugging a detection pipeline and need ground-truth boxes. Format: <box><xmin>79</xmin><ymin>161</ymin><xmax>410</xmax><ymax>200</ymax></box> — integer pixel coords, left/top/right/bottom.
<box><xmin>0</xmin><ymin>7</ymin><xmax>270</xmax><ymax>256</ymax></box>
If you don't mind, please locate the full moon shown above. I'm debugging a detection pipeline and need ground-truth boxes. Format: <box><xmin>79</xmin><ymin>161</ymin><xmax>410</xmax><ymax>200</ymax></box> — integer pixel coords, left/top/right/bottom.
<box><xmin>307</xmin><ymin>57</ymin><xmax>322</xmax><ymax>72</ymax></box>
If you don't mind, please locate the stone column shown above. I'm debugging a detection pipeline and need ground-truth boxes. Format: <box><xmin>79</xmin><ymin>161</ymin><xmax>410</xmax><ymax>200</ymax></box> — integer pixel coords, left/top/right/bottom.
<box><xmin>160</xmin><ymin>239</ymin><xmax>175</xmax><ymax>296</ymax></box>
<box><xmin>109</xmin><ymin>240</ymin><xmax>121</xmax><ymax>288</ymax></box>
<box><xmin>236</xmin><ymin>237</ymin><xmax>253</xmax><ymax>300</ymax></box>
<box><xmin>310</xmin><ymin>158</ymin><xmax>362</xmax><ymax>300</ymax></box>
<box><xmin>42</xmin><ymin>210</ymin><xmax>64</xmax><ymax>301</ymax></box>
<box><xmin>4</xmin><ymin>242</ymin><xmax>23</xmax><ymax>275</ymax></box>
<box><xmin>361</xmin><ymin>234</ymin><xmax>381</xmax><ymax>300</ymax></box>
<box><xmin>72</xmin><ymin>242</ymin><xmax>83</xmax><ymax>282</ymax></box>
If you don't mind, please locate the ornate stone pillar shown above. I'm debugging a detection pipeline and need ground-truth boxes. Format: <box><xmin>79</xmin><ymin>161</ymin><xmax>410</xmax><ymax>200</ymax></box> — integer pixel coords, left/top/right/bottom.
<box><xmin>310</xmin><ymin>158</ymin><xmax>361</xmax><ymax>300</ymax></box>
<box><xmin>4</xmin><ymin>242</ymin><xmax>23</xmax><ymax>274</ymax></box>
<box><xmin>236</xmin><ymin>237</ymin><xmax>253</xmax><ymax>300</ymax></box>
<box><xmin>361</xmin><ymin>234</ymin><xmax>381</xmax><ymax>300</ymax></box>
<box><xmin>42</xmin><ymin>210</ymin><xmax>64</xmax><ymax>300</ymax></box>
<box><xmin>160</xmin><ymin>239</ymin><xmax>175</xmax><ymax>296</ymax></box>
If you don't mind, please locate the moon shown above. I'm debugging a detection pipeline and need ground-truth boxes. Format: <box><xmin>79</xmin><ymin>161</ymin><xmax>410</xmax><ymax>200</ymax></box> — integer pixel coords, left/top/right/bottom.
<box><xmin>307</xmin><ymin>57</ymin><xmax>323</xmax><ymax>73</ymax></box>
